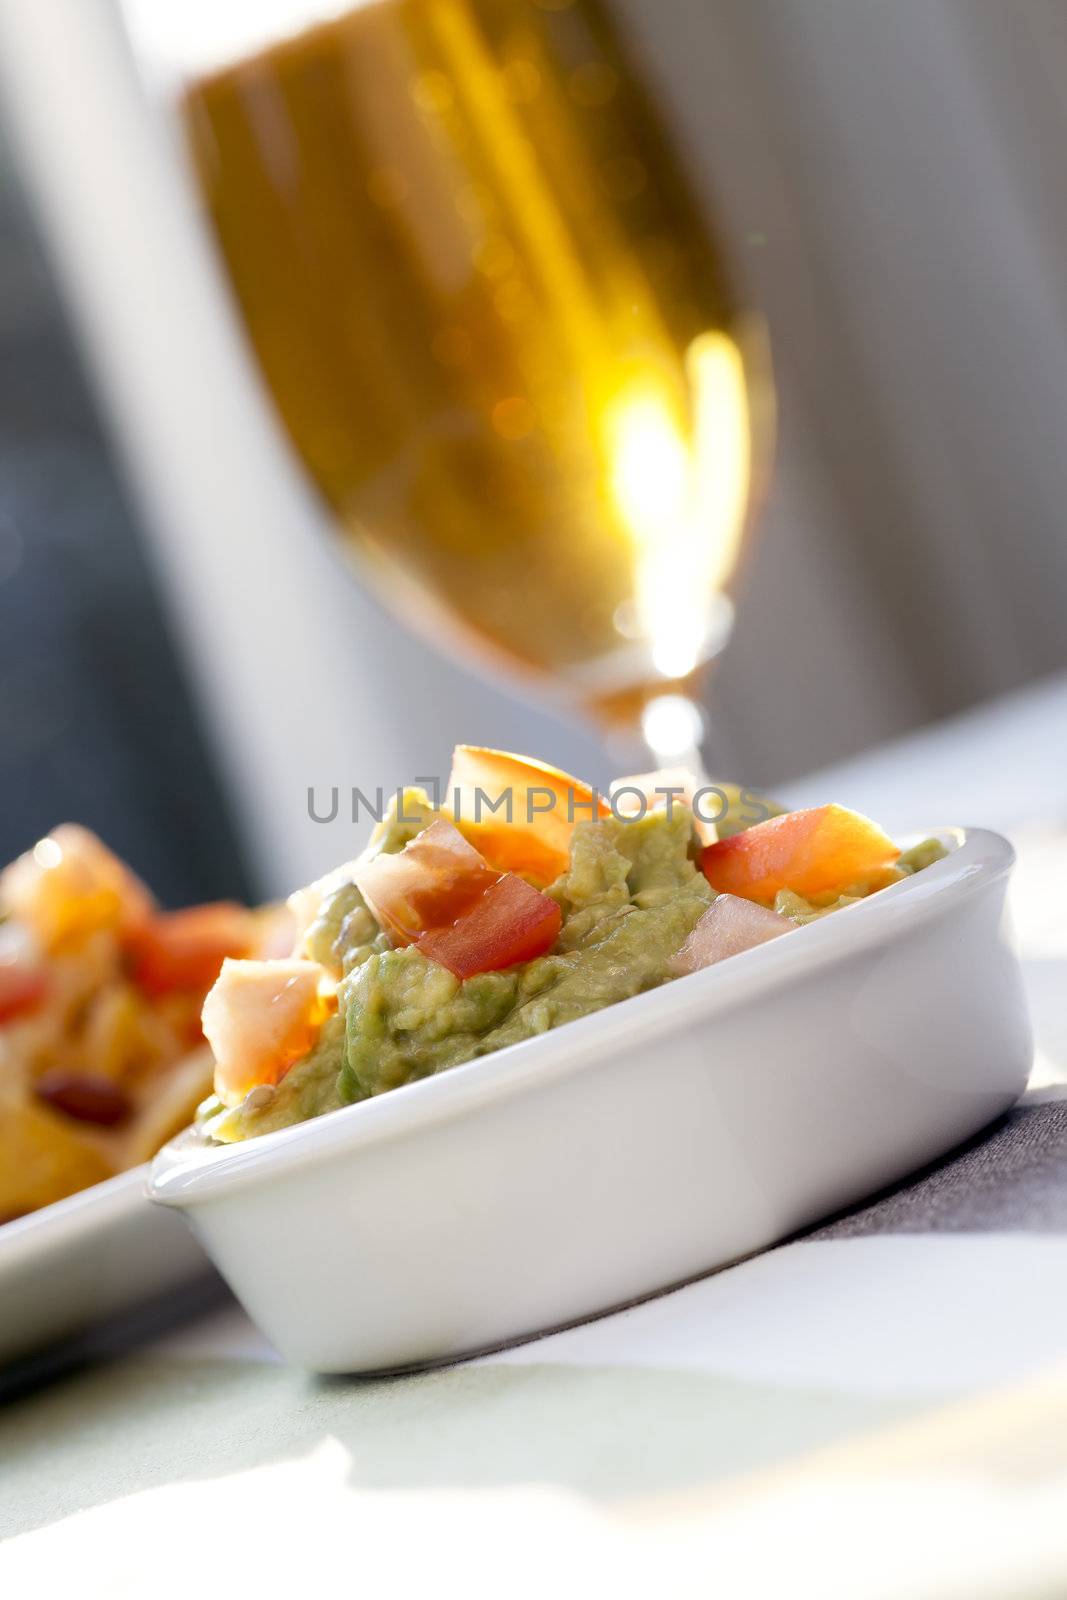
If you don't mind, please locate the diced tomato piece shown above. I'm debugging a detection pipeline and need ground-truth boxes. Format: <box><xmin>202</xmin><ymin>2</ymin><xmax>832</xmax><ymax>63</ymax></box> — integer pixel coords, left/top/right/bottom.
<box><xmin>128</xmin><ymin>902</ymin><xmax>256</xmax><ymax>996</ymax></box>
<box><xmin>0</xmin><ymin>824</ymin><xmax>155</xmax><ymax>950</ymax></box>
<box><xmin>447</xmin><ymin>746</ymin><xmax>609</xmax><ymax>885</ymax></box>
<box><xmin>610</xmin><ymin>766</ymin><xmax>720</xmax><ymax>847</ymax></box>
<box><xmin>352</xmin><ymin>815</ymin><xmax>560</xmax><ymax>977</ymax></box>
<box><xmin>670</xmin><ymin>894</ymin><xmax>792</xmax><ymax>975</ymax></box>
<box><xmin>418</xmin><ymin>874</ymin><xmax>561</xmax><ymax>979</ymax></box>
<box><xmin>353</xmin><ymin>819</ymin><xmax>498</xmax><ymax>945</ymax></box>
<box><xmin>701</xmin><ymin>804</ymin><xmax>899</xmax><ymax>905</ymax></box>
<box><xmin>203</xmin><ymin>958</ymin><xmax>330</xmax><ymax>1106</ymax></box>
<box><xmin>0</xmin><ymin>961</ymin><xmax>46</xmax><ymax>1024</ymax></box>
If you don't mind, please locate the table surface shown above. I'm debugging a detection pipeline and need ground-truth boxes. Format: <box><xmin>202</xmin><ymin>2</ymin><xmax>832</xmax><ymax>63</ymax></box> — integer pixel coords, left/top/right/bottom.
<box><xmin>4</xmin><ymin>675</ymin><xmax>1067</xmax><ymax>1599</ymax></box>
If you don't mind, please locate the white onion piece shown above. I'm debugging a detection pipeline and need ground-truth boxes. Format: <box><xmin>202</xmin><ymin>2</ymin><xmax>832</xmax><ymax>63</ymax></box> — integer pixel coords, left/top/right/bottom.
<box><xmin>670</xmin><ymin>894</ymin><xmax>792</xmax><ymax>975</ymax></box>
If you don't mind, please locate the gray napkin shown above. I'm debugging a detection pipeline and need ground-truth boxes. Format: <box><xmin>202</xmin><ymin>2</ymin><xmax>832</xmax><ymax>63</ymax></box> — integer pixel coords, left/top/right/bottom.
<box><xmin>811</xmin><ymin>1088</ymin><xmax>1067</xmax><ymax>1238</ymax></box>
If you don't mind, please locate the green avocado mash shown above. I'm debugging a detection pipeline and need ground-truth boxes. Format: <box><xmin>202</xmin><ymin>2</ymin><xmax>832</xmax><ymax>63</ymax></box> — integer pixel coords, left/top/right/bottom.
<box><xmin>202</xmin><ymin>799</ymin><xmax>945</xmax><ymax>1144</ymax></box>
<box><xmin>207</xmin><ymin>801</ymin><xmax>712</xmax><ymax>1141</ymax></box>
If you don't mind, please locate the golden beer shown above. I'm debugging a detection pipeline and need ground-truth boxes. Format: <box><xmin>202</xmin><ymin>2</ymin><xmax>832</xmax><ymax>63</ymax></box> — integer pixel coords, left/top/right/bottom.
<box><xmin>183</xmin><ymin>0</ymin><xmax>766</xmax><ymax>715</ymax></box>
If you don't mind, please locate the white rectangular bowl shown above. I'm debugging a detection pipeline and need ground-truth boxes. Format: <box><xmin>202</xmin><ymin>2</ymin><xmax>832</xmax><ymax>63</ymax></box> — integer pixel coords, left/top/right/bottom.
<box><xmin>149</xmin><ymin>828</ymin><xmax>1031</xmax><ymax>1373</ymax></box>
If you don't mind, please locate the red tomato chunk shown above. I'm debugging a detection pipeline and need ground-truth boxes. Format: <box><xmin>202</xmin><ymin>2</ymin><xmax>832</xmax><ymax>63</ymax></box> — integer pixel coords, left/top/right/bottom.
<box><xmin>0</xmin><ymin>962</ymin><xmax>46</xmax><ymax>1024</ymax></box>
<box><xmin>418</xmin><ymin>874</ymin><xmax>562</xmax><ymax>979</ymax></box>
<box><xmin>127</xmin><ymin>902</ymin><xmax>255</xmax><ymax>996</ymax></box>
<box><xmin>355</xmin><ymin>819</ymin><xmax>561</xmax><ymax>977</ymax></box>
<box><xmin>353</xmin><ymin>820</ymin><xmax>499</xmax><ymax>945</ymax></box>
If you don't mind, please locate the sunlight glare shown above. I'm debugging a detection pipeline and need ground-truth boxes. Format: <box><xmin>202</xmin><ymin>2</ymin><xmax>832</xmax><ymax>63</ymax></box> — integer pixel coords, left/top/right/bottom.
<box><xmin>606</xmin><ymin>331</ymin><xmax>750</xmax><ymax>682</ymax></box>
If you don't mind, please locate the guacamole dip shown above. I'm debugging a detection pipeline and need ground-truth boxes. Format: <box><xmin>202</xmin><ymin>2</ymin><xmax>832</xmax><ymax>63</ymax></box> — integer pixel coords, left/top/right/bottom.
<box><xmin>206</xmin><ymin>801</ymin><xmax>712</xmax><ymax>1141</ymax></box>
<box><xmin>200</xmin><ymin>777</ymin><xmax>944</xmax><ymax>1145</ymax></box>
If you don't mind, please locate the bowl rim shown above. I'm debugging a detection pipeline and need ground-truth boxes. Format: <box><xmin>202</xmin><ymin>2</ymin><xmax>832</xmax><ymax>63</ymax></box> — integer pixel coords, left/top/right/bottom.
<box><xmin>148</xmin><ymin>825</ymin><xmax>1012</xmax><ymax>1207</ymax></box>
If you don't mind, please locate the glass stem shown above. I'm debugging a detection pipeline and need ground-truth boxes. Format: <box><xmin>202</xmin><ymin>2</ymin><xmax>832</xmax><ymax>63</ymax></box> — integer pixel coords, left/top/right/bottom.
<box><xmin>639</xmin><ymin>691</ymin><xmax>710</xmax><ymax>781</ymax></box>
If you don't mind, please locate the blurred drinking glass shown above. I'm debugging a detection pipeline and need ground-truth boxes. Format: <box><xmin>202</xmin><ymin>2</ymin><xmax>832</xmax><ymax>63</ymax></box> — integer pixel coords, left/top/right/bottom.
<box><xmin>127</xmin><ymin>0</ymin><xmax>773</xmax><ymax>771</ymax></box>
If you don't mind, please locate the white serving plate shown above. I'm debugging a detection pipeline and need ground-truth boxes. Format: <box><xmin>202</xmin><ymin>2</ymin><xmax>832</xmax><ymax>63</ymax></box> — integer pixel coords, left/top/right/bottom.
<box><xmin>149</xmin><ymin>828</ymin><xmax>1031</xmax><ymax>1374</ymax></box>
<box><xmin>0</xmin><ymin>1166</ymin><xmax>211</xmax><ymax>1368</ymax></box>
